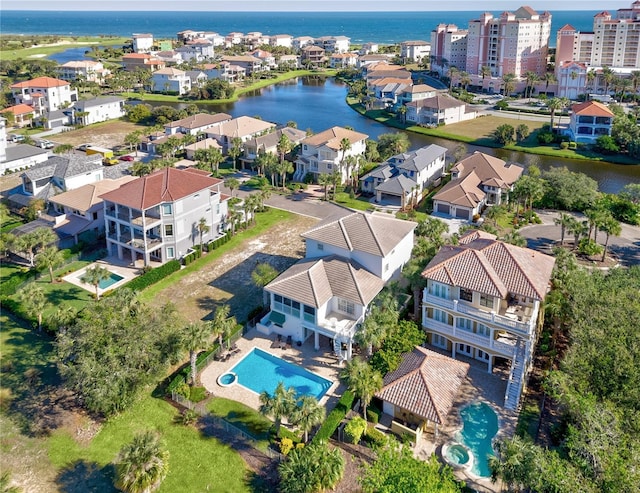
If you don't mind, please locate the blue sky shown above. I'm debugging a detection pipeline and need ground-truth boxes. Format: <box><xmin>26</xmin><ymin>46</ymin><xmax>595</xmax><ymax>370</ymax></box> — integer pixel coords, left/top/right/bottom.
<box><xmin>1</xmin><ymin>0</ymin><xmax>627</xmax><ymax>10</ymax></box>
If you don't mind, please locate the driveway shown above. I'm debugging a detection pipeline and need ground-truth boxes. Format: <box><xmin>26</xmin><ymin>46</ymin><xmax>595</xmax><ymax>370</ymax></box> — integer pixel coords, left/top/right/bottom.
<box><xmin>518</xmin><ymin>210</ymin><xmax>640</xmax><ymax>267</ymax></box>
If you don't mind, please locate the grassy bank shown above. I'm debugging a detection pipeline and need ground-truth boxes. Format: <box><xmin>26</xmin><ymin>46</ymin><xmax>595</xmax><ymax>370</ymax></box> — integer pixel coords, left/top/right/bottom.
<box><xmin>122</xmin><ymin>69</ymin><xmax>337</xmax><ymax>105</ymax></box>
<box><xmin>1</xmin><ymin>36</ymin><xmax>128</xmax><ymax>61</ymax></box>
<box><xmin>346</xmin><ymin>97</ymin><xmax>638</xmax><ymax>165</ymax></box>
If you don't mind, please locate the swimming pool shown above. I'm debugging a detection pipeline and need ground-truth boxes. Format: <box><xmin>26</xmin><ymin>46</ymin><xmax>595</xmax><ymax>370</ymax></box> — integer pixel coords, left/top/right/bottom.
<box><xmin>228</xmin><ymin>347</ymin><xmax>332</xmax><ymax>400</ymax></box>
<box><xmin>456</xmin><ymin>401</ymin><xmax>499</xmax><ymax>477</ymax></box>
<box><xmin>98</xmin><ymin>272</ymin><xmax>124</xmax><ymax>289</ymax></box>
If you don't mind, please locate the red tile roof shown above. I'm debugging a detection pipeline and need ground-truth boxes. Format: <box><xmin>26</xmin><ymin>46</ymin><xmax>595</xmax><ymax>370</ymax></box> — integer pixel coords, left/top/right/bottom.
<box><xmin>11</xmin><ymin>76</ymin><xmax>69</xmax><ymax>89</ymax></box>
<box><xmin>3</xmin><ymin>104</ymin><xmax>35</xmax><ymax>115</ymax></box>
<box><xmin>571</xmin><ymin>101</ymin><xmax>615</xmax><ymax>117</ymax></box>
<box><xmin>376</xmin><ymin>347</ymin><xmax>469</xmax><ymax>425</ymax></box>
<box><xmin>99</xmin><ymin>167</ymin><xmax>222</xmax><ymax>210</ymax></box>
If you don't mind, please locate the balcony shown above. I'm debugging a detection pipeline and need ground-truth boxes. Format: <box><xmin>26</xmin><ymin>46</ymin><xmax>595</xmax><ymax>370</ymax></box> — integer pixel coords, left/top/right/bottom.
<box><xmin>423</xmin><ymin>293</ymin><xmax>533</xmax><ymax>335</ymax></box>
<box><xmin>424</xmin><ymin>318</ymin><xmax>517</xmax><ymax>357</ymax></box>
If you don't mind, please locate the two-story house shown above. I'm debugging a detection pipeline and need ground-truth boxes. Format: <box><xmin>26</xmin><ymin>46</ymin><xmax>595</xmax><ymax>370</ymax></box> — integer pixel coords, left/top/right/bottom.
<box><xmin>406</xmin><ymin>94</ymin><xmax>477</xmax><ymax>126</ymax></box>
<box><xmin>164</xmin><ymin>112</ymin><xmax>232</xmax><ymax>136</ymax></box>
<box><xmin>400</xmin><ymin>40</ymin><xmax>431</xmax><ymax>63</ymax></box>
<box><xmin>300</xmin><ymin>46</ymin><xmax>326</xmax><ymax>67</ymax></box>
<box><xmin>121</xmin><ymin>53</ymin><xmax>165</xmax><ymax>72</ymax></box>
<box><xmin>567</xmin><ymin>101</ymin><xmax>615</xmax><ymax>144</ymax></box>
<box><xmin>151</xmin><ymin>68</ymin><xmax>191</xmax><ymax>95</ymax></box>
<box><xmin>360</xmin><ymin>145</ymin><xmax>447</xmax><ymax>206</ymax></box>
<box><xmin>270</xmin><ymin>34</ymin><xmax>293</xmax><ymax>48</ymax></box>
<box><xmin>205</xmin><ymin>116</ymin><xmax>276</xmax><ymax>153</ymax></box>
<box><xmin>201</xmin><ymin>62</ymin><xmax>246</xmax><ymax>83</ymax></box>
<box><xmin>432</xmin><ymin>151</ymin><xmax>523</xmax><ymax>221</ymax></box>
<box><xmin>48</xmin><ymin>176</ymin><xmax>136</xmax><ymax>244</ymax></box>
<box><xmin>248</xmin><ymin>50</ymin><xmax>276</xmax><ymax>70</ymax></box>
<box><xmin>10</xmin><ymin>77</ymin><xmax>78</xmax><ymax>117</ymax></box>
<box><xmin>71</xmin><ymin>96</ymin><xmax>126</xmax><ymax>126</ymax></box>
<box><xmin>58</xmin><ymin>60</ymin><xmax>111</xmax><ymax>84</ymax></box>
<box><xmin>100</xmin><ymin>167</ymin><xmax>228</xmax><ymax>267</ymax></box>
<box><xmin>221</xmin><ymin>55</ymin><xmax>265</xmax><ymax>75</ymax></box>
<box><xmin>258</xmin><ymin>211</ymin><xmax>416</xmax><ymax>361</ymax></box>
<box><xmin>294</xmin><ymin>126</ymin><xmax>368</xmax><ymax>183</ymax></box>
<box><xmin>421</xmin><ymin>230</ymin><xmax>555</xmax><ymax>409</ymax></box>
<box><xmin>242</xmin><ymin>127</ymin><xmax>307</xmax><ymax>166</ymax></box>
<box><xmin>132</xmin><ymin>33</ymin><xmax>154</xmax><ymax>53</ymax></box>
<box><xmin>21</xmin><ymin>154</ymin><xmax>104</xmax><ymax>199</ymax></box>
<box><xmin>176</xmin><ymin>38</ymin><xmax>214</xmax><ymax>62</ymax></box>
<box><xmin>329</xmin><ymin>53</ymin><xmax>358</xmax><ymax>69</ymax></box>
<box><xmin>314</xmin><ymin>36</ymin><xmax>350</xmax><ymax>53</ymax></box>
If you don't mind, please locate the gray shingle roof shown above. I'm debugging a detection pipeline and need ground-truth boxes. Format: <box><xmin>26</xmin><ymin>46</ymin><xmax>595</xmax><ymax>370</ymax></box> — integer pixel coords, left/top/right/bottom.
<box><xmin>74</xmin><ymin>96</ymin><xmax>125</xmax><ymax>110</ymax></box>
<box><xmin>265</xmin><ymin>255</ymin><xmax>385</xmax><ymax>308</ymax></box>
<box><xmin>375</xmin><ymin>174</ymin><xmax>416</xmax><ymax>195</ymax></box>
<box><xmin>301</xmin><ymin>211</ymin><xmax>416</xmax><ymax>257</ymax></box>
<box><xmin>391</xmin><ymin>144</ymin><xmax>448</xmax><ymax>173</ymax></box>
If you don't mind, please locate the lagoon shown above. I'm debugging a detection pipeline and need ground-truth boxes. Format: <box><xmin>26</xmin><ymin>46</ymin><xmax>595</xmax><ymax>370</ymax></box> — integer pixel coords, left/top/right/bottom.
<box><xmin>150</xmin><ymin>77</ymin><xmax>640</xmax><ymax>193</ymax></box>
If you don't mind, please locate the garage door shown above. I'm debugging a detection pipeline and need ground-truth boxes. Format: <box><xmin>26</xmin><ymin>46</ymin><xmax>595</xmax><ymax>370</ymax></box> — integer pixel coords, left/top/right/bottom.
<box><xmin>455</xmin><ymin>208</ymin><xmax>470</xmax><ymax>220</ymax></box>
<box><xmin>437</xmin><ymin>203</ymin><xmax>450</xmax><ymax>215</ymax></box>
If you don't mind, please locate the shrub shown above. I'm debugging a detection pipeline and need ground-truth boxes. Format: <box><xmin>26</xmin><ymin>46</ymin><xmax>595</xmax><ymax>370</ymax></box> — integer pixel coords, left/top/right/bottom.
<box><xmin>121</xmin><ymin>259</ymin><xmax>180</xmax><ymax>292</ymax></box>
<box><xmin>578</xmin><ymin>238</ymin><xmax>603</xmax><ymax>257</ymax></box>
<box><xmin>175</xmin><ymin>382</ymin><xmax>191</xmax><ymax>399</ymax></box>
<box><xmin>366</xmin><ymin>406</ymin><xmax>381</xmax><ymax>424</ymax></box>
<box><xmin>560</xmin><ymin>141</ymin><xmax>569</xmax><ymax>150</ymax></box>
<box><xmin>568</xmin><ymin>141</ymin><xmax>577</xmax><ymax>150</ymax></box>
<box><xmin>189</xmin><ymin>386</ymin><xmax>208</xmax><ymax>403</ymax></box>
<box><xmin>176</xmin><ymin>409</ymin><xmax>199</xmax><ymax>426</ymax></box>
<box><xmin>313</xmin><ymin>391</ymin><xmax>354</xmax><ymax>443</ymax></box>
<box><xmin>344</xmin><ymin>416</ymin><xmax>367</xmax><ymax>444</ymax></box>
<box><xmin>364</xmin><ymin>425</ymin><xmax>388</xmax><ymax>448</ymax></box>
<box><xmin>280</xmin><ymin>437</ymin><xmax>294</xmax><ymax>455</ymax></box>
<box><xmin>167</xmin><ymin>374</ymin><xmax>186</xmax><ymax>395</ymax></box>
<box><xmin>278</xmin><ymin>427</ymin><xmax>303</xmax><ymax>444</ymax></box>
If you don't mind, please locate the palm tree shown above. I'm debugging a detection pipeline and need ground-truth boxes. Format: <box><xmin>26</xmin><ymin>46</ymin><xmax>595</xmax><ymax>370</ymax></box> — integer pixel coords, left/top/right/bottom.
<box><xmin>501</xmin><ymin>73</ymin><xmax>516</xmax><ymax>97</ymax></box>
<box><xmin>546</xmin><ymin>97</ymin><xmax>568</xmax><ymax>129</ymax></box>
<box><xmin>183</xmin><ymin>321</ymin><xmax>210</xmax><ymax>386</ymax></box>
<box><xmin>276</xmin><ymin>133</ymin><xmax>293</xmax><ymax>165</ymax></box>
<box><xmin>485</xmin><ymin>204</ymin><xmax>508</xmax><ymax>227</ymax></box>
<box><xmin>18</xmin><ymin>283</ymin><xmax>48</xmax><ymax>331</ymax></box>
<box><xmin>194</xmin><ymin>147</ymin><xmax>224</xmax><ymax>176</ymax></box>
<box><xmin>80</xmin><ymin>265</ymin><xmax>111</xmax><ymax>300</ymax></box>
<box><xmin>35</xmin><ymin>246</ymin><xmax>64</xmax><ymax>283</ymax></box>
<box><xmin>341</xmin><ymin>357</ymin><xmax>382</xmax><ymax>419</ymax></box>
<box><xmin>46</xmin><ymin>305</ymin><xmax>77</xmax><ymax>333</ymax></box>
<box><xmin>317</xmin><ymin>173</ymin><xmax>331</xmax><ymax>201</ymax></box>
<box><xmin>481</xmin><ymin>65</ymin><xmax>492</xmax><ymax>85</ymax></box>
<box><xmin>501</xmin><ymin>231</ymin><xmax>527</xmax><ymax>247</ymax></box>
<box><xmin>554</xmin><ymin>212</ymin><xmax>574</xmax><ymax>246</ymax></box>
<box><xmin>354</xmin><ymin>308</ymin><xmax>387</xmax><ymax>357</ymax></box>
<box><xmin>599</xmin><ymin>215</ymin><xmax>621</xmax><ymax>262</ymax></box>
<box><xmin>124</xmin><ymin>130</ymin><xmax>142</xmax><ymax>156</ymax></box>
<box><xmin>228</xmin><ymin>137</ymin><xmax>243</xmax><ymax>170</ymax></box>
<box><xmin>197</xmin><ymin>217</ymin><xmax>210</xmax><ymax>251</ymax></box>
<box><xmin>489</xmin><ymin>436</ymin><xmax>536</xmax><ymax>492</ymax></box>
<box><xmin>114</xmin><ymin>430</ymin><xmax>169</xmax><ymax>493</ymax></box>
<box><xmin>459</xmin><ymin>71</ymin><xmax>471</xmax><ymax>92</ymax></box>
<box><xmin>566</xmin><ymin>217</ymin><xmax>589</xmax><ymax>250</ymax></box>
<box><xmin>209</xmin><ymin>304</ymin><xmax>236</xmax><ymax>350</ymax></box>
<box><xmin>276</xmin><ymin>159</ymin><xmax>294</xmax><ymax>189</ymax></box>
<box><xmin>15</xmin><ymin>227</ymin><xmax>56</xmax><ymax>267</ymax></box>
<box><xmin>601</xmin><ymin>65</ymin><xmax>614</xmax><ymax>95</ymax></box>
<box><xmin>224</xmin><ymin>177</ymin><xmax>240</xmax><ymax>197</ymax></box>
<box><xmin>291</xmin><ymin>395</ymin><xmax>326</xmax><ymax>443</ymax></box>
<box><xmin>259</xmin><ymin>381</ymin><xmax>296</xmax><ymax>434</ymax></box>
<box><xmin>524</xmin><ymin>71</ymin><xmax>539</xmax><ymax>101</ymax></box>
<box><xmin>586</xmin><ymin>69</ymin><xmax>597</xmax><ymax>93</ymax></box>
<box><xmin>339</xmin><ymin>137</ymin><xmax>351</xmax><ymax>178</ymax></box>
<box><xmin>278</xmin><ymin>441</ymin><xmax>344</xmax><ymax>493</ymax></box>
<box><xmin>630</xmin><ymin>70</ymin><xmax>640</xmax><ymax>95</ymax></box>
<box><xmin>542</xmin><ymin>71</ymin><xmax>556</xmax><ymax>95</ymax></box>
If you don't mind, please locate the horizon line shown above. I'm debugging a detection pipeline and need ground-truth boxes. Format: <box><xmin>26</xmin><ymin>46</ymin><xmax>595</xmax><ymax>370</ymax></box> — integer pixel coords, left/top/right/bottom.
<box><xmin>2</xmin><ymin>8</ymin><xmax>603</xmax><ymax>12</ymax></box>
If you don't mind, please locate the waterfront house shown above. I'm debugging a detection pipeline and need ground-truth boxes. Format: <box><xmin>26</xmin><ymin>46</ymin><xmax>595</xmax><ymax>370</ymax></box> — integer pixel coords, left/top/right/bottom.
<box><xmin>58</xmin><ymin>60</ymin><xmax>110</xmax><ymax>84</ymax></box>
<box><xmin>164</xmin><ymin>112</ymin><xmax>232</xmax><ymax>136</ymax></box>
<box><xmin>421</xmin><ymin>230</ymin><xmax>555</xmax><ymax>409</ymax></box>
<box><xmin>154</xmin><ymin>50</ymin><xmax>183</xmax><ymax>66</ymax></box>
<box><xmin>221</xmin><ymin>55</ymin><xmax>265</xmax><ymax>75</ymax></box>
<box><xmin>432</xmin><ymin>151</ymin><xmax>523</xmax><ymax>220</ymax></box>
<box><xmin>277</xmin><ymin>55</ymin><xmax>301</xmax><ymax>70</ymax></box>
<box><xmin>400</xmin><ymin>40</ymin><xmax>431</xmax><ymax>64</ymax></box>
<box><xmin>49</xmin><ymin>176</ymin><xmax>136</xmax><ymax>245</ymax></box>
<box><xmin>10</xmin><ymin>76</ymin><xmax>78</xmax><ymax>117</ymax></box>
<box><xmin>248</xmin><ymin>49</ymin><xmax>277</xmax><ymax>69</ymax></box>
<box><xmin>100</xmin><ymin>167</ymin><xmax>228</xmax><ymax>266</ymax></box>
<box><xmin>121</xmin><ymin>53</ymin><xmax>165</xmax><ymax>72</ymax></box>
<box><xmin>360</xmin><ymin>144</ymin><xmax>447</xmax><ymax>207</ymax></box>
<box><xmin>314</xmin><ymin>36</ymin><xmax>350</xmax><ymax>53</ymax></box>
<box><xmin>71</xmin><ymin>96</ymin><xmax>126</xmax><ymax>126</ymax></box>
<box><xmin>396</xmin><ymin>84</ymin><xmax>438</xmax><ymax>107</ymax></box>
<box><xmin>406</xmin><ymin>94</ymin><xmax>477</xmax><ymax>126</ymax></box>
<box><xmin>300</xmin><ymin>46</ymin><xmax>327</xmax><ymax>68</ymax></box>
<box><xmin>176</xmin><ymin>38</ymin><xmax>214</xmax><ymax>62</ymax></box>
<box><xmin>293</xmin><ymin>36</ymin><xmax>314</xmax><ymax>51</ymax></box>
<box><xmin>202</xmin><ymin>62</ymin><xmax>246</xmax><ymax>83</ymax></box>
<box><xmin>132</xmin><ymin>33</ymin><xmax>154</xmax><ymax>53</ymax></box>
<box><xmin>294</xmin><ymin>126</ymin><xmax>368</xmax><ymax>183</ymax></box>
<box><xmin>567</xmin><ymin>100</ymin><xmax>615</xmax><ymax>144</ymax></box>
<box><xmin>270</xmin><ymin>34</ymin><xmax>294</xmax><ymax>48</ymax></box>
<box><xmin>205</xmin><ymin>116</ymin><xmax>277</xmax><ymax>153</ymax></box>
<box><xmin>244</xmin><ymin>32</ymin><xmax>270</xmax><ymax>49</ymax></box>
<box><xmin>151</xmin><ymin>68</ymin><xmax>191</xmax><ymax>95</ymax></box>
<box><xmin>329</xmin><ymin>53</ymin><xmax>358</xmax><ymax>69</ymax></box>
<box><xmin>185</xmin><ymin>70</ymin><xmax>208</xmax><ymax>88</ymax></box>
<box><xmin>258</xmin><ymin>211</ymin><xmax>416</xmax><ymax>361</ymax></box>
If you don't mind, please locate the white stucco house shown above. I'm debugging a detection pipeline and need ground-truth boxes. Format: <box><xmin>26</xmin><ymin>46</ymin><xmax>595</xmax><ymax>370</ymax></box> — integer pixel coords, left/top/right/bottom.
<box><xmin>151</xmin><ymin>68</ymin><xmax>191</xmax><ymax>95</ymax></box>
<box><xmin>71</xmin><ymin>96</ymin><xmax>126</xmax><ymax>126</ymax></box>
<box><xmin>257</xmin><ymin>211</ymin><xmax>416</xmax><ymax>361</ymax></box>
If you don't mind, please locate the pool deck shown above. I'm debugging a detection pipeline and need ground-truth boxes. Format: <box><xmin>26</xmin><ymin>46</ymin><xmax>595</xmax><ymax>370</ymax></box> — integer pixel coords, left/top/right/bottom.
<box><xmin>62</xmin><ymin>257</ymin><xmax>139</xmax><ymax>296</ymax></box>
<box><xmin>200</xmin><ymin>328</ymin><xmax>346</xmax><ymax>414</ymax></box>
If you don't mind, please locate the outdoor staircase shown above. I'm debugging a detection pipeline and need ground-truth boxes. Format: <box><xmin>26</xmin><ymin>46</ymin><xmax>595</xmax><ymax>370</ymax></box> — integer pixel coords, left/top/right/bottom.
<box><xmin>333</xmin><ymin>338</ymin><xmax>342</xmax><ymax>357</ymax></box>
<box><xmin>504</xmin><ymin>339</ymin><xmax>528</xmax><ymax>411</ymax></box>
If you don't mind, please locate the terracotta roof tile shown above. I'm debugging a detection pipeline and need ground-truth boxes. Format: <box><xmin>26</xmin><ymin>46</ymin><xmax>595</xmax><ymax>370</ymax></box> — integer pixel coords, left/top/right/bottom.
<box><xmin>11</xmin><ymin>76</ymin><xmax>69</xmax><ymax>89</ymax></box>
<box><xmin>571</xmin><ymin>101</ymin><xmax>615</xmax><ymax>117</ymax></box>
<box><xmin>301</xmin><ymin>126</ymin><xmax>368</xmax><ymax>150</ymax></box>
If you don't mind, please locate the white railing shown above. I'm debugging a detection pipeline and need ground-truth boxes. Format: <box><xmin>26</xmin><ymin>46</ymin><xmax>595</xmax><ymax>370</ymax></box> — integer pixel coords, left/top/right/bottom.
<box><xmin>426</xmin><ymin>320</ymin><xmax>517</xmax><ymax>357</ymax></box>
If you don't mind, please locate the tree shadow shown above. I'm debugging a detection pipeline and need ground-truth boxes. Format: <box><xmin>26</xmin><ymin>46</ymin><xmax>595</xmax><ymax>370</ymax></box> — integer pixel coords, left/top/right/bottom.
<box><xmin>55</xmin><ymin>460</ymin><xmax>116</xmax><ymax>493</ymax></box>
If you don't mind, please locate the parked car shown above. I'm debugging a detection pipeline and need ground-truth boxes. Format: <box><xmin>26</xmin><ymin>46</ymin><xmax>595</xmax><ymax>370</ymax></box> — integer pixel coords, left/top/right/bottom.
<box><xmin>7</xmin><ymin>134</ymin><xmax>25</xmax><ymax>143</ymax></box>
<box><xmin>119</xmin><ymin>155</ymin><xmax>135</xmax><ymax>161</ymax></box>
<box><xmin>103</xmin><ymin>157</ymin><xmax>119</xmax><ymax>166</ymax></box>
<box><xmin>38</xmin><ymin>139</ymin><xmax>54</xmax><ymax>149</ymax></box>
<box><xmin>76</xmin><ymin>143</ymin><xmax>92</xmax><ymax>151</ymax></box>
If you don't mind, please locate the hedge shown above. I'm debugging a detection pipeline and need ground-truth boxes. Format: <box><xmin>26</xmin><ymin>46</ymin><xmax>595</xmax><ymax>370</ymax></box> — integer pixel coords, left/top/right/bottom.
<box><xmin>117</xmin><ymin>259</ymin><xmax>180</xmax><ymax>293</ymax></box>
<box><xmin>312</xmin><ymin>390</ymin><xmax>354</xmax><ymax>443</ymax></box>
<box><xmin>344</xmin><ymin>416</ymin><xmax>367</xmax><ymax>444</ymax></box>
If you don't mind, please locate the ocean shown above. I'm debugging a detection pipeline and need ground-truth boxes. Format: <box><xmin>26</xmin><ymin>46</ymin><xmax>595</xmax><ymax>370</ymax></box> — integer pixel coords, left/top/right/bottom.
<box><xmin>1</xmin><ymin>10</ymin><xmax>599</xmax><ymax>46</ymax></box>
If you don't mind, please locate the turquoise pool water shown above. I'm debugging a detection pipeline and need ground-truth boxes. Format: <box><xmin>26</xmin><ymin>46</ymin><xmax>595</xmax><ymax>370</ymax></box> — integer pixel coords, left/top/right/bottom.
<box><xmin>98</xmin><ymin>272</ymin><xmax>124</xmax><ymax>289</ymax></box>
<box><xmin>457</xmin><ymin>401</ymin><xmax>499</xmax><ymax>477</ymax></box>
<box><xmin>229</xmin><ymin>348</ymin><xmax>332</xmax><ymax>400</ymax></box>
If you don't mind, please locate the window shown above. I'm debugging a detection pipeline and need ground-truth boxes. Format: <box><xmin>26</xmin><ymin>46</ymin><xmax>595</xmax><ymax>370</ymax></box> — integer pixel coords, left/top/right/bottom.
<box><xmin>92</xmin><ymin>212</ymin><xmax>98</xmax><ymax>220</ymax></box>
<box><xmin>480</xmin><ymin>294</ymin><xmax>494</xmax><ymax>309</ymax></box>
<box><xmin>431</xmin><ymin>309</ymin><xmax>449</xmax><ymax>325</ymax></box>
<box><xmin>165</xmin><ymin>224</ymin><xmax>174</xmax><ymax>236</ymax></box>
<box><xmin>317</xmin><ymin>243</ymin><xmax>324</xmax><ymax>251</ymax></box>
<box><xmin>274</xmin><ymin>294</ymin><xmax>300</xmax><ymax>318</ymax></box>
<box><xmin>477</xmin><ymin>324</ymin><xmax>490</xmax><ymax>337</ymax></box>
<box><xmin>338</xmin><ymin>298</ymin><xmax>355</xmax><ymax>315</ymax></box>
<box><xmin>162</xmin><ymin>203</ymin><xmax>173</xmax><ymax>215</ymax></box>
<box><xmin>459</xmin><ymin>288</ymin><xmax>473</xmax><ymax>302</ymax></box>
<box><xmin>431</xmin><ymin>282</ymin><xmax>449</xmax><ymax>299</ymax></box>
<box><xmin>432</xmin><ymin>334</ymin><xmax>447</xmax><ymax>348</ymax></box>
<box><xmin>303</xmin><ymin>305</ymin><xmax>315</xmax><ymax>323</ymax></box>
<box><xmin>166</xmin><ymin>247</ymin><xmax>175</xmax><ymax>259</ymax></box>
<box><xmin>456</xmin><ymin>318</ymin><xmax>473</xmax><ymax>332</ymax></box>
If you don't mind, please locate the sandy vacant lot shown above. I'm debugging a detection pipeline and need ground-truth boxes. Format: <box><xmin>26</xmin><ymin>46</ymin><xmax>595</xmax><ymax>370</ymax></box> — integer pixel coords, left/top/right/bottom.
<box><xmin>149</xmin><ymin>214</ymin><xmax>319</xmax><ymax>324</ymax></box>
<box><xmin>52</xmin><ymin>120</ymin><xmax>145</xmax><ymax>149</ymax></box>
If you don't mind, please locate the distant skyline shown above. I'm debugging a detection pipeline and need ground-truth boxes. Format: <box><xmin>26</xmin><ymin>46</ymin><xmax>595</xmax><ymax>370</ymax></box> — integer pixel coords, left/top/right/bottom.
<box><xmin>0</xmin><ymin>0</ymin><xmax>628</xmax><ymax>11</ymax></box>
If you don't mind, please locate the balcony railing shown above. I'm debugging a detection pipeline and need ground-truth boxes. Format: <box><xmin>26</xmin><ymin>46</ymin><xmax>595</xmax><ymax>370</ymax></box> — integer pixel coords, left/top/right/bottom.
<box><xmin>424</xmin><ymin>319</ymin><xmax>517</xmax><ymax>357</ymax></box>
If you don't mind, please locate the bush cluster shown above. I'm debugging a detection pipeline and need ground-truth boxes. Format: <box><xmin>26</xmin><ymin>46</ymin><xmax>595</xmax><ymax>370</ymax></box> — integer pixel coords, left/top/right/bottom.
<box><xmin>312</xmin><ymin>391</ymin><xmax>354</xmax><ymax>443</ymax></box>
<box><xmin>344</xmin><ymin>416</ymin><xmax>367</xmax><ymax>444</ymax></box>
<box><xmin>118</xmin><ymin>259</ymin><xmax>180</xmax><ymax>293</ymax></box>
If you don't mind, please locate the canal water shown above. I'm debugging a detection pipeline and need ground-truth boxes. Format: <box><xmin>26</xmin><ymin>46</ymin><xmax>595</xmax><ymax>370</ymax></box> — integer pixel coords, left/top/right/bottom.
<box><xmin>141</xmin><ymin>77</ymin><xmax>640</xmax><ymax>193</ymax></box>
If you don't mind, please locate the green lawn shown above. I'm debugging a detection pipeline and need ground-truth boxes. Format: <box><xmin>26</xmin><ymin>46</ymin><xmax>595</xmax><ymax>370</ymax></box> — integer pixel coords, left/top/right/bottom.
<box><xmin>208</xmin><ymin>398</ymin><xmax>272</xmax><ymax>451</ymax></box>
<box><xmin>1</xmin><ymin>37</ymin><xmax>128</xmax><ymax>61</ymax></box>
<box><xmin>0</xmin><ymin>314</ymin><xmax>254</xmax><ymax>493</ymax></box>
